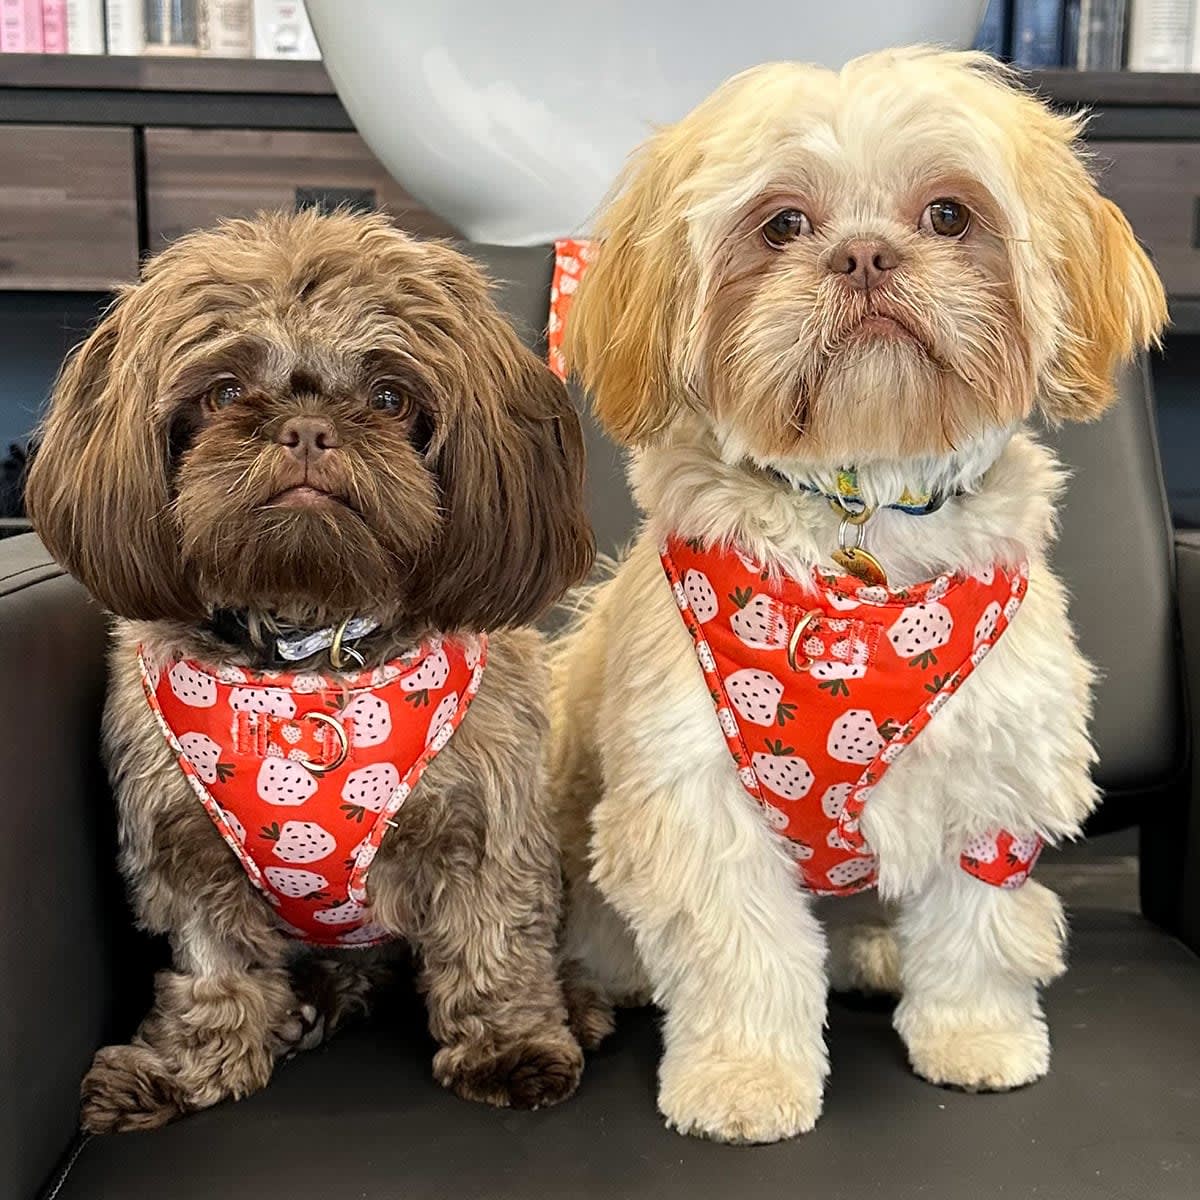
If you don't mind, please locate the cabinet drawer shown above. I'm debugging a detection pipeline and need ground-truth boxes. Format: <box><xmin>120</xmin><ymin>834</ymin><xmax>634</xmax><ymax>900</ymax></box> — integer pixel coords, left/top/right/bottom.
<box><xmin>1096</xmin><ymin>141</ymin><xmax>1200</xmax><ymax>297</ymax></box>
<box><xmin>0</xmin><ymin>125</ymin><xmax>138</xmax><ymax>290</ymax></box>
<box><xmin>144</xmin><ymin>128</ymin><xmax>457</xmax><ymax>248</ymax></box>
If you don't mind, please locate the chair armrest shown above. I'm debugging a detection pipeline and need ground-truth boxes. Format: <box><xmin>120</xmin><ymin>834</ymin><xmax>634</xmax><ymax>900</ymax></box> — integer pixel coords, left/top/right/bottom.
<box><xmin>1161</xmin><ymin>529</ymin><xmax>1200</xmax><ymax>954</ymax></box>
<box><xmin>0</xmin><ymin>535</ymin><xmax>118</xmax><ymax>1200</ymax></box>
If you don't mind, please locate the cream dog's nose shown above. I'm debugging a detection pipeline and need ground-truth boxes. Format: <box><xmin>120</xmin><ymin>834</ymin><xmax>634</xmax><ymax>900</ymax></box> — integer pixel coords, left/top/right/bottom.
<box><xmin>829</xmin><ymin>239</ymin><xmax>900</xmax><ymax>292</ymax></box>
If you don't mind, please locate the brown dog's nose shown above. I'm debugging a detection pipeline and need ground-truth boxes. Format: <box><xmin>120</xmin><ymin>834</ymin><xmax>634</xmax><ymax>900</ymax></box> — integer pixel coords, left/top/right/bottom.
<box><xmin>275</xmin><ymin>416</ymin><xmax>340</xmax><ymax>457</ymax></box>
<box><xmin>829</xmin><ymin>239</ymin><xmax>900</xmax><ymax>292</ymax></box>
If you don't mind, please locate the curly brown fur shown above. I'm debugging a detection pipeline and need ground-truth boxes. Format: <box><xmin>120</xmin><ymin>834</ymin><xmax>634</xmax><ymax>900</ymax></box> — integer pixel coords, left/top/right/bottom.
<box><xmin>26</xmin><ymin>209</ymin><xmax>592</xmax><ymax>1131</ymax></box>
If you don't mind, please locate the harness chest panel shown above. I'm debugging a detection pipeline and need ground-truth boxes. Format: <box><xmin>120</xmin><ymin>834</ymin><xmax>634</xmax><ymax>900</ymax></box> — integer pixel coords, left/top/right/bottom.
<box><xmin>661</xmin><ymin>538</ymin><xmax>1042</xmax><ymax>894</ymax></box>
<box><xmin>140</xmin><ymin>636</ymin><xmax>486</xmax><ymax>946</ymax></box>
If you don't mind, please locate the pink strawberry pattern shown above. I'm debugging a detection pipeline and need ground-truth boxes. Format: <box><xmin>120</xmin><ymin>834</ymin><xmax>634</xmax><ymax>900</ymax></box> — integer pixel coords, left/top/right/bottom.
<box><xmin>138</xmin><ymin>635</ymin><xmax>486</xmax><ymax>946</ymax></box>
<box><xmin>662</xmin><ymin>536</ymin><xmax>1041</xmax><ymax>896</ymax></box>
<box><xmin>683</xmin><ymin>569</ymin><xmax>719</xmax><ymax>623</ymax></box>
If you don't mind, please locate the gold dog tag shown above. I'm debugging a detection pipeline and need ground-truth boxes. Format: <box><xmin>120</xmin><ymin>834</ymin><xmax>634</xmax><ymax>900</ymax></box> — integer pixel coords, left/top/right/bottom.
<box><xmin>831</xmin><ymin>546</ymin><xmax>888</xmax><ymax>586</ymax></box>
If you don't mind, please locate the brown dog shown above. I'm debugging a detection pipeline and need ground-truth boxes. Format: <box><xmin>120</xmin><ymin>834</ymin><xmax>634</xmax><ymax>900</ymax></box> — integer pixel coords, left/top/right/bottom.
<box><xmin>26</xmin><ymin>209</ymin><xmax>594</xmax><ymax>1132</ymax></box>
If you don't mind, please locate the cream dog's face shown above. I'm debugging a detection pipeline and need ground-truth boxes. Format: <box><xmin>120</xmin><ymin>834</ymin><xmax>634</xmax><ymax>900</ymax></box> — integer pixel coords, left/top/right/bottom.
<box><xmin>567</xmin><ymin>49</ymin><xmax>1166</xmax><ymax>464</ymax></box>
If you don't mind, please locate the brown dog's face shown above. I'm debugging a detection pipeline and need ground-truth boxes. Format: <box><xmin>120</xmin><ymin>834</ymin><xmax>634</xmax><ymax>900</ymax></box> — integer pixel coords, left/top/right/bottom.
<box><xmin>169</xmin><ymin>309</ymin><xmax>446</xmax><ymax>624</ymax></box>
<box><xmin>566</xmin><ymin>49</ymin><xmax>1167</xmax><ymax>464</ymax></box>
<box><xmin>27</xmin><ymin>210</ymin><xmax>593</xmax><ymax>629</ymax></box>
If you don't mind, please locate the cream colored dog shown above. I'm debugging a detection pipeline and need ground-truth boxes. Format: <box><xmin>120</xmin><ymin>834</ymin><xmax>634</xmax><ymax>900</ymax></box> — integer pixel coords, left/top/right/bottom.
<box><xmin>551</xmin><ymin>49</ymin><xmax>1165</xmax><ymax>1144</ymax></box>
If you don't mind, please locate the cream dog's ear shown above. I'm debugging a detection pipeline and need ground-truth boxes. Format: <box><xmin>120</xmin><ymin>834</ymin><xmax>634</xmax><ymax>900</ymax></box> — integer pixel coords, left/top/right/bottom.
<box><xmin>1027</xmin><ymin>126</ymin><xmax>1167</xmax><ymax>421</ymax></box>
<box><xmin>564</xmin><ymin>131</ymin><xmax>699</xmax><ymax>446</ymax></box>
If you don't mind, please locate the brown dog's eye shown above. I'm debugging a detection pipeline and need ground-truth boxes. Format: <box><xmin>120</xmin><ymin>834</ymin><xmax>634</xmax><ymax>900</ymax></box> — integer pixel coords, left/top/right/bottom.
<box><xmin>205</xmin><ymin>380</ymin><xmax>244</xmax><ymax>411</ymax></box>
<box><xmin>920</xmin><ymin>199</ymin><xmax>971</xmax><ymax>238</ymax></box>
<box><xmin>369</xmin><ymin>383</ymin><xmax>410</xmax><ymax>415</ymax></box>
<box><xmin>762</xmin><ymin>209</ymin><xmax>813</xmax><ymax>248</ymax></box>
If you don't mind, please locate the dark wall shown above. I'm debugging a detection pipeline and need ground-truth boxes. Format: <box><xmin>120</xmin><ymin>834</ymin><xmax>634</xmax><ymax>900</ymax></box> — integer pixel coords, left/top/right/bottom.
<box><xmin>0</xmin><ymin>292</ymin><xmax>109</xmax><ymax>449</ymax></box>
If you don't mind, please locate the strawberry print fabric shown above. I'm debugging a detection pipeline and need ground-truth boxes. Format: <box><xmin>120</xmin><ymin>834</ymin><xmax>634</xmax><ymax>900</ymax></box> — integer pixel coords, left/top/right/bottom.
<box><xmin>548</xmin><ymin>238</ymin><xmax>595</xmax><ymax>380</ymax></box>
<box><xmin>139</xmin><ymin>636</ymin><xmax>486</xmax><ymax>946</ymax></box>
<box><xmin>661</xmin><ymin>537</ymin><xmax>1043</xmax><ymax>895</ymax></box>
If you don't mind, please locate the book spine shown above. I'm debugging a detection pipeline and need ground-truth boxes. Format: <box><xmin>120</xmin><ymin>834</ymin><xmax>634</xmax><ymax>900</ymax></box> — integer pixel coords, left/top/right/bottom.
<box><xmin>65</xmin><ymin>0</ymin><xmax>104</xmax><ymax>51</ymax></box>
<box><xmin>144</xmin><ymin>0</ymin><xmax>198</xmax><ymax>53</ymax></box>
<box><xmin>198</xmin><ymin>0</ymin><xmax>251</xmax><ymax>56</ymax></box>
<box><xmin>1062</xmin><ymin>0</ymin><xmax>1082</xmax><ymax>62</ymax></box>
<box><xmin>104</xmin><ymin>0</ymin><xmax>144</xmax><ymax>53</ymax></box>
<box><xmin>0</xmin><ymin>0</ymin><xmax>28</xmax><ymax>51</ymax></box>
<box><xmin>1077</xmin><ymin>0</ymin><xmax>1130</xmax><ymax>68</ymax></box>
<box><xmin>1011</xmin><ymin>0</ymin><xmax>1067</xmax><ymax>66</ymax></box>
<box><xmin>1126</xmin><ymin>0</ymin><xmax>1192</xmax><ymax>69</ymax></box>
<box><xmin>17</xmin><ymin>0</ymin><xmax>44</xmax><ymax>50</ymax></box>
<box><xmin>42</xmin><ymin>0</ymin><xmax>67</xmax><ymax>50</ymax></box>
<box><xmin>1189</xmin><ymin>0</ymin><xmax>1200</xmax><ymax>67</ymax></box>
<box><xmin>974</xmin><ymin>0</ymin><xmax>1013</xmax><ymax>56</ymax></box>
<box><xmin>253</xmin><ymin>0</ymin><xmax>320</xmax><ymax>59</ymax></box>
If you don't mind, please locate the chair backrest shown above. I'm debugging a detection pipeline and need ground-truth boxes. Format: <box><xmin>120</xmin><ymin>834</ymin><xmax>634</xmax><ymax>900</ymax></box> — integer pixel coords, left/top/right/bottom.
<box><xmin>1040</xmin><ymin>362</ymin><xmax>1181</xmax><ymax>798</ymax></box>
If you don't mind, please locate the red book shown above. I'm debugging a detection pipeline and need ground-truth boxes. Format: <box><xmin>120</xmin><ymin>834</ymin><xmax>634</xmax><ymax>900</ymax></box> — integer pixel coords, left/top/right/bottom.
<box><xmin>42</xmin><ymin>0</ymin><xmax>66</xmax><ymax>51</ymax></box>
<box><xmin>1</xmin><ymin>1</ymin><xmax>46</xmax><ymax>51</ymax></box>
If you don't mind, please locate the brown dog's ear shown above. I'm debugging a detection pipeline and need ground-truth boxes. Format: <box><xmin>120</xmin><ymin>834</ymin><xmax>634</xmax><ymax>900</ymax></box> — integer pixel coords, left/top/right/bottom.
<box><xmin>24</xmin><ymin>289</ymin><xmax>196</xmax><ymax>620</ymax></box>
<box><xmin>411</xmin><ymin>329</ymin><xmax>594</xmax><ymax>631</ymax></box>
<box><xmin>564</xmin><ymin>133</ymin><xmax>698</xmax><ymax>446</ymax></box>
<box><xmin>1036</xmin><ymin>172</ymin><xmax>1166</xmax><ymax>422</ymax></box>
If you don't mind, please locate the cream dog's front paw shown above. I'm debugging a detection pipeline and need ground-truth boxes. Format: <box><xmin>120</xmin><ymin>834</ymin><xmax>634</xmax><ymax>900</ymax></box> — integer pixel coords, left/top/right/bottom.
<box><xmin>827</xmin><ymin>921</ymin><xmax>902</xmax><ymax>995</ymax></box>
<box><xmin>658</xmin><ymin>1046</ymin><xmax>824</xmax><ymax>1144</ymax></box>
<box><xmin>901</xmin><ymin>1011</ymin><xmax>1050</xmax><ymax>1092</ymax></box>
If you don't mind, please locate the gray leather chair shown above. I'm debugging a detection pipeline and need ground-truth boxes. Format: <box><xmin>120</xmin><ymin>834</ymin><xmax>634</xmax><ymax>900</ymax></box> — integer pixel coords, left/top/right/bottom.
<box><xmin>4</xmin><ymin>247</ymin><xmax>1199</xmax><ymax>1200</ymax></box>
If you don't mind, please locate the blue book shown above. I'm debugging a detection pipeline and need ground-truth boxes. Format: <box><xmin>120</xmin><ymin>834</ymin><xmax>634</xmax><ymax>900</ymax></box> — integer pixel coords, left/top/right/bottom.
<box><xmin>974</xmin><ymin>0</ymin><xmax>1012</xmax><ymax>57</ymax></box>
<box><xmin>1011</xmin><ymin>0</ymin><xmax>1067</xmax><ymax>66</ymax></box>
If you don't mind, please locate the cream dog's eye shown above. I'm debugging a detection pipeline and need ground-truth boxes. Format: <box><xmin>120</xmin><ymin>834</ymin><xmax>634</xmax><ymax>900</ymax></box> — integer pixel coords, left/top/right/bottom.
<box><xmin>920</xmin><ymin>199</ymin><xmax>971</xmax><ymax>238</ymax></box>
<box><xmin>369</xmin><ymin>383</ymin><xmax>410</xmax><ymax>415</ymax></box>
<box><xmin>205</xmin><ymin>380</ymin><xmax>244</xmax><ymax>411</ymax></box>
<box><xmin>762</xmin><ymin>209</ymin><xmax>813</xmax><ymax>248</ymax></box>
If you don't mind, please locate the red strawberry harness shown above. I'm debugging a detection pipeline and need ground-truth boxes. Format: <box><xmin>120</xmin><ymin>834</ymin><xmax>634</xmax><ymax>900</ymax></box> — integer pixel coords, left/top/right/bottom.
<box><xmin>139</xmin><ymin>636</ymin><xmax>486</xmax><ymax>947</ymax></box>
<box><xmin>662</xmin><ymin>538</ymin><xmax>1043</xmax><ymax>894</ymax></box>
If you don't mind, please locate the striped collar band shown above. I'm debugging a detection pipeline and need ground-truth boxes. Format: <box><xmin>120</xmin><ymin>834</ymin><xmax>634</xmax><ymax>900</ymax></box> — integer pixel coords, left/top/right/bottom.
<box><xmin>773</xmin><ymin>467</ymin><xmax>954</xmax><ymax>517</ymax></box>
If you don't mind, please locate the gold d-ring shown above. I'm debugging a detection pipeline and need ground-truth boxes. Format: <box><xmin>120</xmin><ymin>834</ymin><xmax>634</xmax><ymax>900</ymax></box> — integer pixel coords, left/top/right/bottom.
<box><xmin>787</xmin><ymin>610</ymin><xmax>820</xmax><ymax>672</ymax></box>
<box><xmin>329</xmin><ymin>618</ymin><xmax>365</xmax><ymax>670</ymax></box>
<box><xmin>829</xmin><ymin>500</ymin><xmax>875</xmax><ymax>526</ymax></box>
<box><xmin>302</xmin><ymin>711</ymin><xmax>349</xmax><ymax>775</ymax></box>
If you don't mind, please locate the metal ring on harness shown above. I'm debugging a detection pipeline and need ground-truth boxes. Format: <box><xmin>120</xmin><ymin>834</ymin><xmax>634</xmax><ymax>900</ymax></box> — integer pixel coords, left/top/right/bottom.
<box><xmin>301</xmin><ymin>711</ymin><xmax>350</xmax><ymax>775</ymax></box>
<box><xmin>787</xmin><ymin>610</ymin><xmax>820</xmax><ymax>672</ymax></box>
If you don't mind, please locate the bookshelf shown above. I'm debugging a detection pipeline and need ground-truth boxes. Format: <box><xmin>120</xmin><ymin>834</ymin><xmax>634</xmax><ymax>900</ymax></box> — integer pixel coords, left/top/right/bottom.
<box><xmin>3</xmin><ymin>56</ymin><xmax>1197</xmax><ymax>301</ymax></box>
<box><xmin>1</xmin><ymin>55</ymin><xmax>1199</xmax><ymax>126</ymax></box>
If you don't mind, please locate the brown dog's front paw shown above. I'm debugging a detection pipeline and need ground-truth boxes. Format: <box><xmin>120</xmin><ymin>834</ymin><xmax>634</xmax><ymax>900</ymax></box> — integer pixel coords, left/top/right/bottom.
<box><xmin>564</xmin><ymin>978</ymin><xmax>616</xmax><ymax>1051</ymax></box>
<box><xmin>435</xmin><ymin>1029</ymin><xmax>583</xmax><ymax>1110</ymax></box>
<box><xmin>80</xmin><ymin>1044</ymin><xmax>184</xmax><ymax>1134</ymax></box>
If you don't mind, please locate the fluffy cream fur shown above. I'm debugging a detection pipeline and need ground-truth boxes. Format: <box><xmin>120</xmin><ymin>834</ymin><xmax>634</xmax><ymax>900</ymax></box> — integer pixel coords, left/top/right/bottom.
<box><xmin>551</xmin><ymin>48</ymin><xmax>1166</xmax><ymax>1144</ymax></box>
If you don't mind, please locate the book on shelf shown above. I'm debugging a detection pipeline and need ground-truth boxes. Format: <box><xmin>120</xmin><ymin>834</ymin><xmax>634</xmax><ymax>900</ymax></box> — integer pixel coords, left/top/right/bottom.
<box><xmin>974</xmin><ymin>0</ymin><xmax>1012</xmax><ymax>57</ymax></box>
<box><xmin>253</xmin><ymin>0</ymin><xmax>318</xmax><ymax>59</ymax></box>
<box><xmin>1126</xmin><ymin>0</ymin><xmax>1192</xmax><ymax>69</ymax></box>
<box><xmin>1</xmin><ymin>0</ymin><xmax>45</xmax><ymax>52</ymax></box>
<box><xmin>66</xmin><ymin>0</ymin><xmax>103</xmax><ymax>51</ymax></box>
<box><xmin>103</xmin><ymin>0</ymin><xmax>142</xmax><ymax>53</ymax></box>
<box><xmin>198</xmin><ymin>0</ymin><xmax>251</xmax><ymax>56</ymax></box>
<box><xmin>1076</xmin><ymin>0</ymin><xmax>1128</xmax><ymax>69</ymax></box>
<box><xmin>1011</xmin><ymin>0</ymin><xmax>1070</xmax><ymax>66</ymax></box>
<box><xmin>145</xmin><ymin>0</ymin><xmax>199</xmax><ymax>54</ymax></box>
<box><xmin>42</xmin><ymin>0</ymin><xmax>67</xmax><ymax>50</ymax></box>
<box><xmin>1062</xmin><ymin>0</ymin><xmax>1082</xmax><ymax>63</ymax></box>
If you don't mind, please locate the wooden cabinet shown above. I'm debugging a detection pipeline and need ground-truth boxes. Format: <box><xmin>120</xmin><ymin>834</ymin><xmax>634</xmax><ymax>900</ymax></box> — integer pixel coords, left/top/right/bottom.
<box><xmin>0</xmin><ymin>125</ymin><xmax>138</xmax><ymax>290</ymax></box>
<box><xmin>144</xmin><ymin>128</ymin><xmax>456</xmax><ymax>251</ymax></box>
<box><xmin>1096</xmin><ymin>142</ymin><xmax>1200</xmax><ymax>297</ymax></box>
